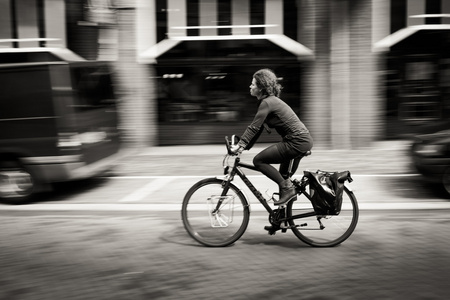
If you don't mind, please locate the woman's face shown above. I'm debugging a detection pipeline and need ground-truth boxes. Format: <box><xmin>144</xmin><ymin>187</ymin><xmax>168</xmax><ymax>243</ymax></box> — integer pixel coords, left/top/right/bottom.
<box><xmin>249</xmin><ymin>78</ymin><xmax>261</xmax><ymax>99</ymax></box>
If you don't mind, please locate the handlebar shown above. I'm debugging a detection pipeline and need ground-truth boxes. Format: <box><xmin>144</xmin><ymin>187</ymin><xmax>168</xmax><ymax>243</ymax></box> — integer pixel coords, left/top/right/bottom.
<box><xmin>225</xmin><ymin>135</ymin><xmax>241</xmax><ymax>156</ymax></box>
<box><xmin>224</xmin><ymin>136</ymin><xmax>242</xmax><ymax>175</ymax></box>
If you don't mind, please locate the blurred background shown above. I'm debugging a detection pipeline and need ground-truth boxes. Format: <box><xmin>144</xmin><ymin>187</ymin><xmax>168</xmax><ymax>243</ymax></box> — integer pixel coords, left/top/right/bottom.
<box><xmin>4</xmin><ymin>0</ymin><xmax>450</xmax><ymax>149</ymax></box>
<box><xmin>4</xmin><ymin>0</ymin><xmax>450</xmax><ymax>201</ymax></box>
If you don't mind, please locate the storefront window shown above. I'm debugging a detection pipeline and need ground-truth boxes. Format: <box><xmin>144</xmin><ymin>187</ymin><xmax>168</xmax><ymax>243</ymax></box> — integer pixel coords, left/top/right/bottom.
<box><xmin>157</xmin><ymin>64</ymin><xmax>300</xmax><ymax>123</ymax></box>
<box><xmin>156</xmin><ymin>61</ymin><xmax>301</xmax><ymax>145</ymax></box>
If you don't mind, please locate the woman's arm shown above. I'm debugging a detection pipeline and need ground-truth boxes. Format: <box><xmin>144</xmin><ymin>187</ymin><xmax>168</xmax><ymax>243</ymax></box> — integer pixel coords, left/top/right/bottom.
<box><xmin>238</xmin><ymin>100</ymin><xmax>270</xmax><ymax>149</ymax></box>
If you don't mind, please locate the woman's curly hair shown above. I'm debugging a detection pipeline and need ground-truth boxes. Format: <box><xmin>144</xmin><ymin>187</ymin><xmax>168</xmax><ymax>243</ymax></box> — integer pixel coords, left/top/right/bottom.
<box><xmin>253</xmin><ymin>68</ymin><xmax>282</xmax><ymax>97</ymax></box>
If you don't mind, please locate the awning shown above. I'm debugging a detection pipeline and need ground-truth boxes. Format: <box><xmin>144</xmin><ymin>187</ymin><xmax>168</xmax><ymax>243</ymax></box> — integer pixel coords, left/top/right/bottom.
<box><xmin>373</xmin><ymin>24</ymin><xmax>450</xmax><ymax>52</ymax></box>
<box><xmin>139</xmin><ymin>34</ymin><xmax>314</xmax><ymax>63</ymax></box>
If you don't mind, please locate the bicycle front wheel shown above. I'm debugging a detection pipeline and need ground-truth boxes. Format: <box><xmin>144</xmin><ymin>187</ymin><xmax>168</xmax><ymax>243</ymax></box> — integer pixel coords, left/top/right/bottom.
<box><xmin>181</xmin><ymin>178</ymin><xmax>250</xmax><ymax>247</ymax></box>
<box><xmin>288</xmin><ymin>185</ymin><xmax>359</xmax><ymax>247</ymax></box>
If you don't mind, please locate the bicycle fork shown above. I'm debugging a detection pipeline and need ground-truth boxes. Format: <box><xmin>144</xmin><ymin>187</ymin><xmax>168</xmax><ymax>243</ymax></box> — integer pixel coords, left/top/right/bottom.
<box><xmin>211</xmin><ymin>174</ymin><xmax>234</xmax><ymax>215</ymax></box>
<box><xmin>209</xmin><ymin>173</ymin><xmax>245</xmax><ymax>226</ymax></box>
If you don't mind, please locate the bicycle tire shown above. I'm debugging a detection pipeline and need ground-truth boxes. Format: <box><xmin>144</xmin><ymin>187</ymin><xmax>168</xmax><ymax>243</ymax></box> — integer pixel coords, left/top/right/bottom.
<box><xmin>287</xmin><ymin>183</ymin><xmax>359</xmax><ymax>247</ymax></box>
<box><xmin>181</xmin><ymin>178</ymin><xmax>250</xmax><ymax>247</ymax></box>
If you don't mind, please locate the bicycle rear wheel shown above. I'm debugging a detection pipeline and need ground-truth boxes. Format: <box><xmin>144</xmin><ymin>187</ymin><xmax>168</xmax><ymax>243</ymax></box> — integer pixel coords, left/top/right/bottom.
<box><xmin>287</xmin><ymin>184</ymin><xmax>358</xmax><ymax>247</ymax></box>
<box><xmin>182</xmin><ymin>178</ymin><xmax>250</xmax><ymax>247</ymax></box>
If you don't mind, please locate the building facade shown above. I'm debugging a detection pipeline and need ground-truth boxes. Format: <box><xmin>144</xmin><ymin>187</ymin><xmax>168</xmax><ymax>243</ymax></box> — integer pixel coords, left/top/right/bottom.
<box><xmin>375</xmin><ymin>0</ymin><xmax>450</xmax><ymax>138</ymax></box>
<box><xmin>2</xmin><ymin>0</ymin><xmax>449</xmax><ymax>149</ymax></box>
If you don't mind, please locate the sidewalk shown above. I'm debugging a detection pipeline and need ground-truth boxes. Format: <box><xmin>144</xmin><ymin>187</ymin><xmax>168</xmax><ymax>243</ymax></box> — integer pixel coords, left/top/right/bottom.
<box><xmin>105</xmin><ymin>138</ymin><xmax>450</xmax><ymax>210</ymax></box>
<box><xmin>116</xmin><ymin>140</ymin><xmax>416</xmax><ymax>176</ymax></box>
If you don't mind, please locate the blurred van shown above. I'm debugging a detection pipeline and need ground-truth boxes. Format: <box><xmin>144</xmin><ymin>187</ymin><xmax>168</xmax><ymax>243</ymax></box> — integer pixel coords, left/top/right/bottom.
<box><xmin>0</xmin><ymin>48</ymin><xmax>122</xmax><ymax>204</ymax></box>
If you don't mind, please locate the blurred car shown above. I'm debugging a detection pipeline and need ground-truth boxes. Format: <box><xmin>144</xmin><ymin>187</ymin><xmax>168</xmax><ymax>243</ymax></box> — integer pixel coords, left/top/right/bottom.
<box><xmin>411</xmin><ymin>129</ymin><xmax>450</xmax><ymax>196</ymax></box>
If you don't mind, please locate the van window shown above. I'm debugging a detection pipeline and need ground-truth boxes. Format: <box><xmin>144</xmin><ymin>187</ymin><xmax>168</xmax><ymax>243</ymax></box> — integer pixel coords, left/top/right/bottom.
<box><xmin>0</xmin><ymin>66</ymin><xmax>54</xmax><ymax>119</ymax></box>
<box><xmin>70</xmin><ymin>65</ymin><xmax>116</xmax><ymax>111</ymax></box>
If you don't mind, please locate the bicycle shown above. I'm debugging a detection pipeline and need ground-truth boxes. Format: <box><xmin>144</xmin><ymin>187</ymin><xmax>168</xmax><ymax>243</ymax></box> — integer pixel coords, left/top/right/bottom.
<box><xmin>181</xmin><ymin>137</ymin><xmax>359</xmax><ymax>247</ymax></box>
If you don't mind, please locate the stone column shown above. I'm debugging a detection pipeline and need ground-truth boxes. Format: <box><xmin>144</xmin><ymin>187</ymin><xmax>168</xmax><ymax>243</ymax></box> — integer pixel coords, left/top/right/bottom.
<box><xmin>300</xmin><ymin>0</ymin><xmax>332</xmax><ymax>148</ymax></box>
<box><xmin>113</xmin><ymin>1</ymin><xmax>157</xmax><ymax>148</ymax></box>
<box><xmin>302</xmin><ymin>0</ymin><xmax>383</xmax><ymax>149</ymax></box>
<box><xmin>349</xmin><ymin>0</ymin><xmax>384</xmax><ymax>147</ymax></box>
<box><xmin>330</xmin><ymin>0</ymin><xmax>352</xmax><ymax>149</ymax></box>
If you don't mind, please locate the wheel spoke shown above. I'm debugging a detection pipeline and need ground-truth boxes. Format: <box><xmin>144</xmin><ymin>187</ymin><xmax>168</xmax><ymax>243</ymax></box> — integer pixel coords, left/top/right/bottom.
<box><xmin>182</xmin><ymin>178</ymin><xmax>249</xmax><ymax>247</ymax></box>
<box><xmin>289</xmin><ymin>185</ymin><xmax>359</xmax><ymax>247</ymax></box>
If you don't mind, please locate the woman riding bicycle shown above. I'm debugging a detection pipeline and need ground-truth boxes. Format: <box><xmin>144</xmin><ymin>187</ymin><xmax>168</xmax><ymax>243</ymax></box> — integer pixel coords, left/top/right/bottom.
<box><xmin>231</xmin><ymin>68</ymin><xmax>313</xmax><ymax>206</ymax></box>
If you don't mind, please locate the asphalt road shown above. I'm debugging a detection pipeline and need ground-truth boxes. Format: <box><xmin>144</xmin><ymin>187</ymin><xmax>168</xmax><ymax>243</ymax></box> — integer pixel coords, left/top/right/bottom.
<box><xmin>1</xmin><ymin>209</ymin><xmax>450</xmax><ymax>300</ymax></box>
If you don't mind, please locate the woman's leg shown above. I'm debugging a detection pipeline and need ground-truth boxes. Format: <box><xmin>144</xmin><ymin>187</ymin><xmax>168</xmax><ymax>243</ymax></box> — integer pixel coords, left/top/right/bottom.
<box><xmin>253</xmin><ymin>145</ymin><xmax>286</xmax><ymax>184</ymax></box>
<box><xmin>254</xmin><ymin>144</ymin><xmax>301</xmax><ymax>205</ymax></box>
<box><xmin>279</xmin><ymin>157</ymin><xmax>301</xmax><ymax>179</ymax></box>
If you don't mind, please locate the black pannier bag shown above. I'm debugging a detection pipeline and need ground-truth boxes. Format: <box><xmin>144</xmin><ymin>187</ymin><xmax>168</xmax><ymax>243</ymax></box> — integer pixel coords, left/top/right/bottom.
<box><xmin>303</xmin><ymin>170</ymin><xmax>353</xmax><ymax>215</ymax></box>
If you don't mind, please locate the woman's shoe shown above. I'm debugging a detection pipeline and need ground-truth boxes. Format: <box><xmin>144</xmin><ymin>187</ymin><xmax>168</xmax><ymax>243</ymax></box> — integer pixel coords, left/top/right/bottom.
<box><xmin>264</xmin><ymin>225</ymin><xmax>279</xmax><ymax>235</ymax></box>
<box><xmin>273</xmin><ymin>179</ymin><xmax>296</xmax><ymax>205</ymax></box>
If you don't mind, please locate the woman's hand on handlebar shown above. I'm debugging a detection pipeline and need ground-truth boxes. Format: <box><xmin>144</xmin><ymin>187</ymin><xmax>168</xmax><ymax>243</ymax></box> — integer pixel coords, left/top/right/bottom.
<box><xmin>230</xmin><ymin>144</ymin><xmax>244</xmax><ymax>156</ymax></box>
<box><xmin>225</xmin><ymin>135</ymin><xmax>244</xmax><ymax>156</ymax></box>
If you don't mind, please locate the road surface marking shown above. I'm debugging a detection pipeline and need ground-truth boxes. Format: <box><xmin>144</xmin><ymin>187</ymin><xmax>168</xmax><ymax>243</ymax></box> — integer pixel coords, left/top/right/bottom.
<box><xmin>118</xmin><ymin>177</ymin><xmax>175</xmax><ymax>202</ymax></box>
<box><xmin>1</xmin><ymin>202</ymin><xmax>450</xmax><ymax>212</ymax></box>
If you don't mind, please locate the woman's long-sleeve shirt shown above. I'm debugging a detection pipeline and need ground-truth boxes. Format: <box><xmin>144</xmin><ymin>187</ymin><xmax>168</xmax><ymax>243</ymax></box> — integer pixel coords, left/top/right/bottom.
<box><xmin>238</xmin><ymin>95</ymin><xmax>309</xmax><ymax>151</ymax></box>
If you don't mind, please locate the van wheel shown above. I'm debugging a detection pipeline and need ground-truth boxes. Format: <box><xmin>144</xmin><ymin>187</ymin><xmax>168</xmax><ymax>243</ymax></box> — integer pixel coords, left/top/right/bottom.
<box><xmin>0</xmin><ymin>161</ymin><xmax>35</xmax><ymax>204</ymax></box>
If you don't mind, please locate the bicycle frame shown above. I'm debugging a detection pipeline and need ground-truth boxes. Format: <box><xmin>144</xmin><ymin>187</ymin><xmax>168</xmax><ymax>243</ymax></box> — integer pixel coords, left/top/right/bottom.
<box><xmin>218</xmin><ymin>155</ymin><xmax>317</xmax><ymax>223</ymax></box>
